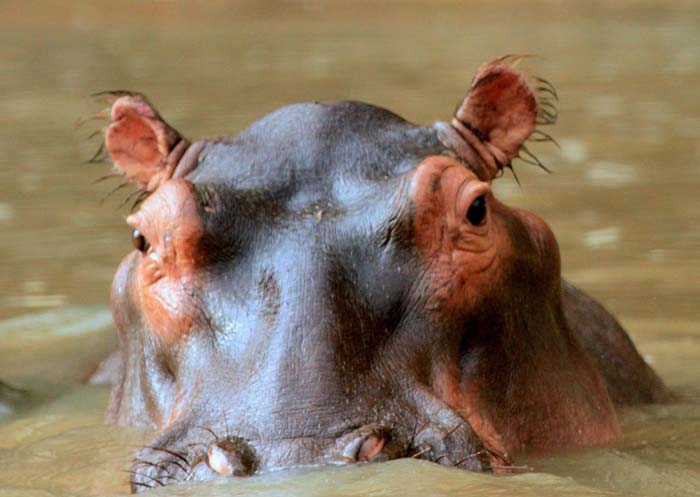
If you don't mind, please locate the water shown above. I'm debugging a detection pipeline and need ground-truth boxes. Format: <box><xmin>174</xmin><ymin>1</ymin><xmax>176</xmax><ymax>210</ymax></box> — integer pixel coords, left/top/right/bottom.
<box><xmin>1</xmin><ymin>1</ymin><xmax>698</xmax><ymax>495</ymax></box>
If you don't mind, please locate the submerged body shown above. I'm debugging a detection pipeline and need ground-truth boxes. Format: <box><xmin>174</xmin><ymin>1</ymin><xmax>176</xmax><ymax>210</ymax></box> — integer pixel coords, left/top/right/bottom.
<box><xmin>95</xmin><ymin>58</ymin><xmax>670</xmax><ymax>492</ymax></box>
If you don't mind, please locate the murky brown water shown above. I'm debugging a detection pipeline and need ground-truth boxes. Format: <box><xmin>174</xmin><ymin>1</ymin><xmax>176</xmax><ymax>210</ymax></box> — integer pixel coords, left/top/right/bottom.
<box><xmin>1</xmin><ymin>1</ymin><xmax>698</xmax><ymax>496</ymax></box>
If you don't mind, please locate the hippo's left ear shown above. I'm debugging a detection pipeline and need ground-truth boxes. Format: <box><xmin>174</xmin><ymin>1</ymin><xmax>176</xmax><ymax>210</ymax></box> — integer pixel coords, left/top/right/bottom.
<box><xmin>440</xmin><ymin>56</ymin><xmax>556</xmax><ymax>179</ymax></box>
<box><xmin>98</xmin><ymin>92</ymin><xmax>191</xmax><ymax>192</ymax></box>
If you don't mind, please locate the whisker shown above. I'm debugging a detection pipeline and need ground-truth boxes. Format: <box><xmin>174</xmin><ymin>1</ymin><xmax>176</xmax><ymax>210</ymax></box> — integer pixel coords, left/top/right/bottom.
<box><xmin>483</xmin><ymin>446</ymin><xmax>512</xmax><ymax>465</ymax></box>
<box><xmin>135</xmin><ymin>458</ymin><xmax>187</xmax><ymax>476</ymax></box>
<box><xmin>84</xmin><ymin>142</ymin><xmax>107</xmax><ymax>164</ymax></box>
<box><xmin>75</xmin><ymin>108</ymin><xmax>111</xmax><ymax>128</ymax></box>
<box><xmin>130</xmin><ymin>190</ymin><xmax>150</xmax><ymax>212</ymax></box>
<box><xmin>85</xmin><ymin>157</ymin><xmax>108</xmax><ymax>165</ymax></box>
<box><xmin>506</xmin><ymin>163</ymin><xmax>521</xmax><ymax>186</ymax></box>
<box><xmin>129</xmin><ymin>480</ymin><xmax>153</xmax><ymax>490</ymax></box>
<box><xmin>92</xmin><ymin>173</ymin><xmax>122</xmax><ymax>185</ymax></box>
<box><xmin>433</xmin><ymin>453</ymin><xmax>449</xmax><ymax>464</ymax></box>
<box><xmin>528</xmin><ymin>130</ymin><xmax>560</xmax><ymax>148</ymax></box>
<box><xmin>134</xmin><ymin>460</ymin><xmax>170</xmax><ymax>473</ymax></box>
<box><xmin>224</xmin><ymin>413</ymin><xmax>232</xmax><ymax>439</ymax></box>
<box><xmin>410</xmin><ymin>421</ymin><xmax>430</xmax><ymax>447</ymax></box>
<box><xmin>499</xmin><ymin>54</ymin><xmax>533</xmax><ymax>68</ymax></box>
<box><xmin>538</xmin><ymin>100</ymin><xmax>558</xmax><ymax>114</ymax></box>
<box><xmin>100</xmin><ymin>181</ymin><xmax>131</xmax><ymax>204</ymax></box>
<box><xmin>118</xmin><ymin>188</ymin><xmax>145</xmax><ymax>210</ymax></box>
<box><xmin>185</xmin><ymin>441</ymin><xmax>209</xmax><ymax>449</ymax></box>
<box><xmin>193</xmin><ymin>424</ymin><xmax>221</xmax><ymax>440</ymax></box>
<box><xmin>149</xmin><ymin>446</ymin><xmax>191</xmax><ymax>466</ymax></box>
<box><xmin>91</xmin><ymin>90</ymin><xmax>136</xmax><ymax>98</ymax></box>
<box><xmin>441</xmin><ymin>422</ymin><xmax>462</xmax><ymax>443</ymax></box>
<box><xmin>453</xmin><ymin>449</ymin><xmax>486</xmax><ymax>467</ymax></box>
<box><xmin>123</xmin><ymin>469</ymin><xmax>165</xmax><ymax>487</ymax></box>
<box><xmin>534</xmin><ymin>77</ymin><xmax>557</xmax><ymax>96</ymax></box>
<box><xmin>540</xmin><ymin>104</ymin><xmax>557</xmax><ymax>116</ymax></box>
<box><xmin>410</xmin><ymin>446</ymin><xmax>431</xmax><ymax>458</ymax></box>
<box><xmin>519</xmin><ymin>145</ymin><xmax>552</xmax><ymax>173</ymax></box>
<box><xmin>490</xmin><ymin>464</ymin><xmax>530</xmax><ymax>472</ymax></box>
<box><xmin>516</xmin><ymin>154</ymin><xmax>541</xmax><ymax>168</ymax></box>
<box><xmin>537</xmin><ymin>111</ymin><xmax>558</xmax><ymax>126</ymax></box>
<box><xmin>86</xmin><ymin>127</ymin><xmax>107</xmax><ymax>140</ymax></box>
<box><xmin>537</xmin><ymin>108</ymin><xmax>557</xmax><ymax>121</ymax></box>
<box><xmin>537</xmin><ymin>85</ymin><xmax>559</xmax><ymax>101</ymax></box>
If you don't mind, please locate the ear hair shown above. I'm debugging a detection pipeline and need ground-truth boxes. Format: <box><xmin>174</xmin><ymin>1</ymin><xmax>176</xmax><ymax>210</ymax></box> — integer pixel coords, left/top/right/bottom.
<box><xmin>449</xmin><ymin>55</ymin><xmax>557</xmax><ymax>179</ymax></box>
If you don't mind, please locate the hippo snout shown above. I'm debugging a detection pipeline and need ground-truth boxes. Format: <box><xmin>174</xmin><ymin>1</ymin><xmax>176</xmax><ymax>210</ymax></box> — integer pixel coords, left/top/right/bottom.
<box><xmin>129</xmin><ymin>407</ymin><xmax>491</xmax><ymax>492</ymax></box>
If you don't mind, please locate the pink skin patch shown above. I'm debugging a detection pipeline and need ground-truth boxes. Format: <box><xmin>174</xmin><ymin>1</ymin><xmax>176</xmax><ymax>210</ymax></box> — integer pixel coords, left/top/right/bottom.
<box><xmin>105</xmin><ymin>96</ymin><xmax>183</xmax><ymax>191</ymax></box>
<box><xmin>411</xmin><ymin>156</ymin><xmax>621</xmax><ymax>456</ymax></box>
<box><xmin>410</xmin><ymin>156</ymin><xmax>504</xmax><ymax>313</ymax></box>
<box><xmin>127</xmin><ymin>178</ymin><xmax>204</xmax><ymax>346</ymax></box>
<box><xmin>207</xmin><ymin>444</ymin><xmax>234</xmax><ymax>476</ymax></box>
<box><xmin>410</xmin><ymin>156</ymin><xmax>513</xmax><ymax>462</ymax></box>
<box><xmin>355</xmin><ymin>433</ymin><xmax>387</xmax><ymax>461</ymax></box>
<box><xmin>447</xmin><ymin>57</ymin><xmax>539</xmax><ymax>179</ymax></box>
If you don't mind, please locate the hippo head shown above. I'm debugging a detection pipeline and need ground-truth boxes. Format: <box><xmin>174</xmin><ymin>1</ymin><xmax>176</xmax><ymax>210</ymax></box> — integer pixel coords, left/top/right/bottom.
<box><xmin>99</xmin><ymin>58</ymin><xmax>623</xmax><ymax>492</ymax></box>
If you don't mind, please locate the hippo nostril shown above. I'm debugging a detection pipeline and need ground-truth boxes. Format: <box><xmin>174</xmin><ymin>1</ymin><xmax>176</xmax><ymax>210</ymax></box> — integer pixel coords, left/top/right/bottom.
<box><xmin>356</xmin><ymin>433</ymin><xmax>388</xmax><ymax>461</ymax></box>
<box><xmin>337</xmin><ymin>426</ymin><xmax>392</xmax><ymax>463</ymax></box>
<box><xmin>206</xmin><ymin>438</ymin><xmax>256</xmax><ymax>477</ymax></box>
<box><xmin>207</xmin><ymin>443</ymin><xmax>235</xmax><ymax>476</ymax></box>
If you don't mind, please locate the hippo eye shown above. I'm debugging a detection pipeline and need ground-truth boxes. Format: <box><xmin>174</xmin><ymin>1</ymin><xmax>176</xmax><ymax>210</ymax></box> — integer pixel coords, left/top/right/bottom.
<box><xmin>466</xmin><ymin>195</ymin><xmax>487</xmax><ymax>226</ymax></box>
<box><xmin>132</xmin><ymin>229</ymin><xmax>150</xmax><ymax>253</ymax></box>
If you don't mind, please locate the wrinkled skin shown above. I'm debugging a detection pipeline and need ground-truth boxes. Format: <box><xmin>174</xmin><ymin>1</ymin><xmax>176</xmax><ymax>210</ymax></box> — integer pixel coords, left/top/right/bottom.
<box><xmin>93</xmin><ymin>58</ymin><xmax>671</xmax><ymax>492</ymax></box>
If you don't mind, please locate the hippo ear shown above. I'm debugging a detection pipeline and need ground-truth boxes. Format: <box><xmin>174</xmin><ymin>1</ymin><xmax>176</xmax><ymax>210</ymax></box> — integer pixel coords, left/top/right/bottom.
<box><xmin>100</xmin><ymin>92</ymin><xmax>189</xmax><ymax>192</ymax></box>
<box><xmin>452</xmin><ymin>56</ymin><xmax>555</xmax><ymax>174</ymax></box>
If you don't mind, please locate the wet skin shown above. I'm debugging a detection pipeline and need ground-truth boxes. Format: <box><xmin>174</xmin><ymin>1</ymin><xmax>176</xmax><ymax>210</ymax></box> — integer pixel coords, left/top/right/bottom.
<box><xmin>94</xmin><ymin>58</ymin><xmax>671</xmax><ymax>492</ymax></box>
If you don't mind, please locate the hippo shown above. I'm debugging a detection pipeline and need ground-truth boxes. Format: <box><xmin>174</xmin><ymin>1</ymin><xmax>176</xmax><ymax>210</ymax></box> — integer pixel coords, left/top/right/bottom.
<box><xmin>93</xmin><ymin>57</ymin><xmax>671</xmax><ymax>492</ymax></box>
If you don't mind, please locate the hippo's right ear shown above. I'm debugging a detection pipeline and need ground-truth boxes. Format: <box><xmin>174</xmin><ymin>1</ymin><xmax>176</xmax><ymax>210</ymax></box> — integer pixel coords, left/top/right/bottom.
<box><xmin>100</xmin><ymin>93</ymin><xmax>190</xmax><ymax>192</ymax></box>
<box><xmin>441</xmin><ymin>56</ymin><xmax>556</xmax><ymax>179</ymax></box>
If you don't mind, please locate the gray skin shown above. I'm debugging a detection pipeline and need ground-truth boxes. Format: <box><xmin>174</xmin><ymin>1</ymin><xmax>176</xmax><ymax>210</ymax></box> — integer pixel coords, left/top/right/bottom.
<box><xmin>99</xmin><ymin>71</ymin><xmax>670</xmax><ymax>493</ymax></box>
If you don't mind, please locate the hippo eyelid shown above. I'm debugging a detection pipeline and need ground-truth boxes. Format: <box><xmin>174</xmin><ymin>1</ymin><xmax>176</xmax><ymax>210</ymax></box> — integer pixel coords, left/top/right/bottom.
<box><xmin>455</xmin><ymin>179</ymin><xmax>491</xmax><ymax>224</ymax></box>
<box><xmin>127</xmin><ymin>211</ymin><xmax>157</xmax><ymax>248</ymax></box>
<box><xmin>466</xmin><ymin>195</ymin><xmax>487</xmax><ymax>226</ymax></box>
<box><xmin>132</xmin><ymin>228</ymin><xmax>151</xmax><ymax>253</ymax></box>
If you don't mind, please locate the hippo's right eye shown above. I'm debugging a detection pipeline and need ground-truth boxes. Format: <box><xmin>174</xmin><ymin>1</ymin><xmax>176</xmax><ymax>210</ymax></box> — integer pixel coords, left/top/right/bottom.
<box><xmin>466</xmin><ymin>195</ymin><xmax>487</xmax><ymax>226</ymax></box>
<box><xmin>132</xmin><ymin>229</ymin><xmax>150</xmax><ymax>253</ymax></box>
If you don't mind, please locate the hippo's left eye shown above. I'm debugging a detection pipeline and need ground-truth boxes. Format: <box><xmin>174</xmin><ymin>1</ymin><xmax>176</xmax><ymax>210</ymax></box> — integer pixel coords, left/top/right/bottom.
<box><xmin>466</xmin><ymin>195</ymin><xmax>487</xmax><ymax>226</ymax></box>
<box><xmin>132</xmin><ymin>229</ymin><xmax>151</xmax><ymax>253</ymax></box>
